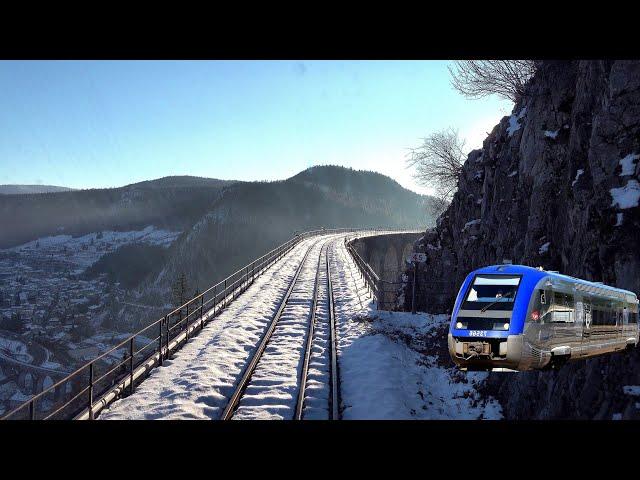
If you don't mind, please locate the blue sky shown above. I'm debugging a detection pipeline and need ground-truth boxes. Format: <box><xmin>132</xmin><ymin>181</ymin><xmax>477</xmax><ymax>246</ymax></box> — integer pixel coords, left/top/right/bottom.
<box><xmin>0</xmin><ymin>60</ymin><xmax>512</xmax><ymax>194</ymax></box>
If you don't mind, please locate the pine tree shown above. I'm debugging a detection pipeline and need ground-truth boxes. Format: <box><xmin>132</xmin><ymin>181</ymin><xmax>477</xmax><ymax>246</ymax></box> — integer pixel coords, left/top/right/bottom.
<box><xmin>172</xmin><ymin>272</ymin><xmax>190</xmax><ymax>308</ymax></box>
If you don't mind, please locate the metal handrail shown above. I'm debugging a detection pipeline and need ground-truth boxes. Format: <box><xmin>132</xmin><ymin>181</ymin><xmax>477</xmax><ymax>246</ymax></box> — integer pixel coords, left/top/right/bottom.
<box><xmin>343</xmin><ymin>229</ymin><xmax>424</xmax><ymax>310</ymax></box>
<box><xmin>345</xmin><ymin>238</ymin><xmax>381</xmax><ymax>303</ymax></box>
<box><xmin>2</xmin><ymin>226</ymin><xmax>406</xmax><ymax>420</ymax></box>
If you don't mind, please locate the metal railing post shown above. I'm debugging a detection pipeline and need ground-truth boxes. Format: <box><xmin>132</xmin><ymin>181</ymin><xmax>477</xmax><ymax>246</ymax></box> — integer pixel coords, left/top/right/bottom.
<box><xmin>411</xmin><ymin>261</ymin><xmax>417</xmax><ymax>315</ymax></box>
<box><xmin>129</xmin><ymin>338</ymin><xmax>134</xmax><ymax>395</ymax></box>
<box><xmin>185</xmin><ymin>303</ymin><xmax>190</xmax><ymax>340</ymax></box>
<box><xmin>200</xmin><ymin>295</ymin><xmax>204</xmax><ymax>330</ymax></box>
<box><xmin>165</xmin><ymin>314</ymin><xmax>170</xmax><ymax>359</ymax></box>
<box><xmin>213</xmin><ymin>285</ymin><xmax>217</xmax><ymax>316</ymax></box>
<box><xmin>29</xmin><ymin>399</ymin><xmax>35</xmax><ymax>420</ymax></box>
<box><xmin>159</xmin><ymin>317</ymin><xmax>165</xmax><ymax>366</ymax></box>
<box><xmin>88</xmin><ymin>362</ymin><xmax>94</xmax><ymax>420</ymax></box>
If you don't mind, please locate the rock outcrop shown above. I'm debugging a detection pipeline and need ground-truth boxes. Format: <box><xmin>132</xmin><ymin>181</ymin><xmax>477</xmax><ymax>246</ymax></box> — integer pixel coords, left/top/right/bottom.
<box><xmin>407</xmin><ymin>60</ymin><xmax>640</xmax><ymax>419</ymax></box>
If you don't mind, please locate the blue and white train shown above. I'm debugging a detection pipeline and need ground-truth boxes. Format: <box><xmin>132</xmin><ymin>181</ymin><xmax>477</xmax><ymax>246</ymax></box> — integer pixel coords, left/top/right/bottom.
<box><xmin>448</xmin><ymin>264</ymin><xmax>639</xmax><ymax>371</ymax></box>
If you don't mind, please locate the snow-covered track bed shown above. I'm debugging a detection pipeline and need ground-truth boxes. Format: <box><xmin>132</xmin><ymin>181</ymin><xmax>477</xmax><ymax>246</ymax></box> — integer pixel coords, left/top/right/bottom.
<box><xmin>225</xmin><ymin>238</ymin><xmax>339</xmax><ymax>420</ymax></box>
<box><xmin>296</xmin><ymin>242</ymin><xmax>340</xmax><ymax>420</ymax></box>
<box><xmin>98</xmin><ymin>236</ymin><xmax>325</xmax><ymax>420</ymax></box>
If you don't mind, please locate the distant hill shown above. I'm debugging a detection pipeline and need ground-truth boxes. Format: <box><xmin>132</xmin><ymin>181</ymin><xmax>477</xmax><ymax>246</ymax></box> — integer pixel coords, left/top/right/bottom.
<box><xmin>123</xmin><ymin>176</ymin><xmax>235</xmax><ymax>190</ymax></box>
<box><xmin>289</xmin><ymin>165</ymin><xmax>430</xmax><ymax>227</ymax></box>
<box><xmin>0</xmin><ymin>184</ymin><xmax>75</xmax><ymax>195</ymax></box>
<box><xmin>0</xmin><ymin>176</ymin><xmax>236</xmax><ymax>248</ymax></box>
<box><xmin>148</xmin><ymin>165</ymin><xmax>435</xmax><ymax>298</ymax></box>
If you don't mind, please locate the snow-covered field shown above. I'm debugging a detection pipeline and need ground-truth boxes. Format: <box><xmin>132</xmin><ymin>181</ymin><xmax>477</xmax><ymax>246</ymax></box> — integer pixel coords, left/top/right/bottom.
<box><xmin>3</xmin><ymin>225</ymin><xmax>181</xmax><ymax>271</ymax></box>
<box><xmin>99</xmin><ymin>231</ymin><xmax>502</xmax><ymax>420</ymax></box>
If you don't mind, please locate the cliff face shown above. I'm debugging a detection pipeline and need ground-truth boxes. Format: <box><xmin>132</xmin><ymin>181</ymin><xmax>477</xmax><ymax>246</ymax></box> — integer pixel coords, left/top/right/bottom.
<box><xmin>408</xmin><ymin>60</ymin><xmax>640</xmax><ymax>419</ymax></box>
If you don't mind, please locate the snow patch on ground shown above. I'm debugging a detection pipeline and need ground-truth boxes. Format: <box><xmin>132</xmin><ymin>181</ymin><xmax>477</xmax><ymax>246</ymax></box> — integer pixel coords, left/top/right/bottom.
<box><xmin>610</xmin><ymin>180</ymin><xmax>640</xmax><ymax>209</ymax></box>
<box><xmin>623</xmin><ymin>385</ymin><xmax>640</xmax><ymax>396</ymax></box>
<box><xmin>330</xmin><ymin>239</ymin><xmax>502</xmax><ymax>420</ymax></box>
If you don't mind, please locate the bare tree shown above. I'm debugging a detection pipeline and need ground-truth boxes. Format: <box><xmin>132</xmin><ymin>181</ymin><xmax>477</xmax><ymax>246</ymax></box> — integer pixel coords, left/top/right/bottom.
<box><xmin>448</xmin><ymin>60</ymin><xmax>537</xmax><ymax>102</ymax></box>
<box><xmin>425</xmin><ymin>195</ymin><xmax>450</xmax><ymax>220</ymax></box>
<box><xmin>406</xmin><ymin>128</ymin><xmax>466</xmax><ymax>210</ymax></box>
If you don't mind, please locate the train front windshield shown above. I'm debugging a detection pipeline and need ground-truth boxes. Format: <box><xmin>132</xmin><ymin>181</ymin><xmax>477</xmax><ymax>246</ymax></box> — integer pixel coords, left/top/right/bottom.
<box><xmin>463</xmin><ymin>275</ymin><xmax>521</xmax><ymax>311</ymax></box>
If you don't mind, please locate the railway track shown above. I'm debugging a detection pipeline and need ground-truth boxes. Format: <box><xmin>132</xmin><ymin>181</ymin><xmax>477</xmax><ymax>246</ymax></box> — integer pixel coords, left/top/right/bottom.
<box><xmin>221</xmin><ymin>237</ymin><xmax>341</xmax><ymax>420</ymax></box>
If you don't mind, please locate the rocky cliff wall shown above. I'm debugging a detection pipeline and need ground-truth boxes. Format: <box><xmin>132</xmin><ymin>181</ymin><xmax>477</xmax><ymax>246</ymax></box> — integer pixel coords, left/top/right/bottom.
<box><xmin>407</xmin><ymin>60</ymin><xmax>640</xmax><ymax>419</ymax></box>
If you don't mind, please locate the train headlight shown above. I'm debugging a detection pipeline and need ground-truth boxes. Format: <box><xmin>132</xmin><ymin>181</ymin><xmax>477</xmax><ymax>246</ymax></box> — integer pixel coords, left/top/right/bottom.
<box><xmin>503</xmin><ymin>323</ymin><xmax>509</xmax><ymax>330</ymax></box>
<box><xmin>456</xmin><ymin>322</ymin><xmax>463</xmax><ymax>329</ymax></box>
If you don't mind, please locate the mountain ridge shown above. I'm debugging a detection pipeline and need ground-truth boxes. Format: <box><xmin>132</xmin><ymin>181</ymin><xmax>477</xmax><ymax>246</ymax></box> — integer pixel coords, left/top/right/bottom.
<box><xmin>0</xmin><ymin>185</ymin><xmax>75</xmax><ymax>195</ymax></box>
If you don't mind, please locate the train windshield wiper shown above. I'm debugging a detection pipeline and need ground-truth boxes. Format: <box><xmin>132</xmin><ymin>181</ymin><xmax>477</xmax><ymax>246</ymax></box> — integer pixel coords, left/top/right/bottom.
<box><xmin>480</xmin><ymin>289</ymin><xmax>514</xmax><ymax>313</ymax></box>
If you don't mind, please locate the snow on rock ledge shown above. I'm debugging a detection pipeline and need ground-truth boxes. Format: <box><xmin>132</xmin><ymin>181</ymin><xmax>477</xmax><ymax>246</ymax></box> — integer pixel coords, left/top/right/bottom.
<box><xmin>610</xmin><ymin>179</ymin><xmax>640</xmax><ymax>209</ymax></box>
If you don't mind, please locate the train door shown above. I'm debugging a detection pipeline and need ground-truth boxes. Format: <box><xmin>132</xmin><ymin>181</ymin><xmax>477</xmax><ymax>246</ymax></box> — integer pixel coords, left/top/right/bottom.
<box><xmin>622</xmin><ymin>301</ymin><xmax>633</xmax><ymax>341</ymax></box>
<box><xmin>548</xmin><ymin>290</ymin><xmax>577</xmax><ymax>350</ymax></box>
<box><xmin>580</xmin><ymin>298</ymin><xmax>592</xmax><ymax>356</ymax></box>
<box><xmin>574</xmin><ymin>295</ymin><xmax>584</xmax><ymax>354</ymax></box>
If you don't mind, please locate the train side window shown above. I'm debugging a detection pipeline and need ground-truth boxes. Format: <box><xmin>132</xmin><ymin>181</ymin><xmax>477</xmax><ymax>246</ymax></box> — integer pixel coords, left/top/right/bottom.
<box><xmin>550</xmin><ymin>291</ymin><xmax>575</xmax><ymax>323</ymax></box>
<box><xmin>594</xmin><ymin>308</ymin><xmax>603</xmax><ymax>326</ymax></box>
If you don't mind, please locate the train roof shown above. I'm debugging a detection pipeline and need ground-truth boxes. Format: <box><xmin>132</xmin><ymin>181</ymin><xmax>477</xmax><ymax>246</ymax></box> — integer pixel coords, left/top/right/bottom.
<box><xmin>472</xmin><ymin>264</ymin><xmax>638</xmax><ymax>300</ymax></box>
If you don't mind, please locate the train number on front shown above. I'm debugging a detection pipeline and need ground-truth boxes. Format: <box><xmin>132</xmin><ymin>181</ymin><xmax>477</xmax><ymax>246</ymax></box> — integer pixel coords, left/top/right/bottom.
<box><xmin>469</xmin><ymin>330</ymin><xmax>487</xmax><ymax>337</ymax></box>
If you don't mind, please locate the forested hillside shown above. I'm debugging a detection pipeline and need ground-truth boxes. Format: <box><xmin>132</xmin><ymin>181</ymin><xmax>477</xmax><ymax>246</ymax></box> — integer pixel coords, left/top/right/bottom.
<box><xmin>0</xmin><ymin>185</ymin><xmax>74</xmax><ymax>195</ymax></box>
<box><xmin>145</xmin><ymin>165</ymin><xmax>433</xmax><ymax>302</ymax></box>
<box><xmin>0</xmin><ymin>176</ymin><xmax>235</xmax><ymax>248</ymax></box>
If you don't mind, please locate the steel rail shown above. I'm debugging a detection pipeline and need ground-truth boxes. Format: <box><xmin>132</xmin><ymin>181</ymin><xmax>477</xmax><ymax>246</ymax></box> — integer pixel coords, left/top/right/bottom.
<box><xmin>220</xmin><ymin>239</ymin><xmax>318</xmax><ymax>420</ymax></box>
<box><xmin>327</xmin><ymin>243</ymin><xmax>340</xmax><ymax>420</ymax></box>
<box><xmin>294</xmin><ymin>243</ymin><xmax>326</xmax><ymax>420</ymax></box>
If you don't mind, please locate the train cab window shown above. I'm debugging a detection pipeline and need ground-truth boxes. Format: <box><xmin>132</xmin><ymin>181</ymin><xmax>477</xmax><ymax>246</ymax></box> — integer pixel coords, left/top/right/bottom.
<box><xmin>462</xmin><ymin>275</ymin><xmax>521</xmax><ymax>311</ymax></box>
